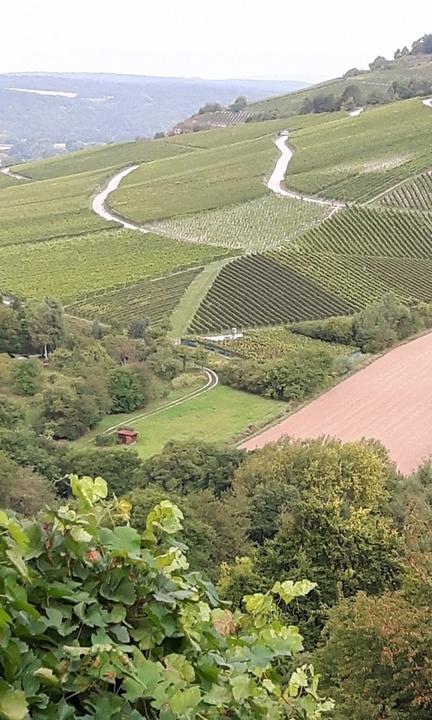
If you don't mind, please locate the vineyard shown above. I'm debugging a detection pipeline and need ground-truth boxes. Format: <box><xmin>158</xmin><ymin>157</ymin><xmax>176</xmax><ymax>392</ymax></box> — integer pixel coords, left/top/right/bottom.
<box><xmin>217</xmin><ymin>326</ymin><xmax>356</xmax><ymax>360</ymax></box>
<box><xmin>191</xmin><ymin>204</ymin><xmax>432</xmax><ymax>331</ymax></box>
<box><xmin>67</xmin><ymin>268</ymin><xmax>202</xmax><ymax>326</ymax></box>
<box><xmin>379</xmin><ymin>172</ymin><xmax>432</xmax><ymax>211</ymax></box>
<box><xmin>189</xmin><ymin>255</ymin><xmax>354</xmax><ymax>333</ymax></box>
<box><xmin>0</xmin><ymin>229</ymin><xmax>233</xmax><ymax>302</ymax></box>
<box><xmin>152</xmin><ymin>195</ymin><xmax>329</xmax><ymax>252</ymax></box>
<box><xmin>12</xmin><ymin>137</ymin><xmax>192</xmax><ymax>181</ymax></box>
<box><xmin>0</xmin><ymin>168</ymin><xmax>111</xmax><ymax>246</ymax></box>
<box><xmin>292</xmin><ymin>206</ymin><xmax>432</xmax><ymax>258</ymax></box>
<box><xmin>109</xmin><ymin>134</ymin><xmax>280</xmax><ymax>222</ymax></box>
<box><xmin>285</xmin><ymin>99</ymin><xmax>432</xmax><ymax>202</ymax></box>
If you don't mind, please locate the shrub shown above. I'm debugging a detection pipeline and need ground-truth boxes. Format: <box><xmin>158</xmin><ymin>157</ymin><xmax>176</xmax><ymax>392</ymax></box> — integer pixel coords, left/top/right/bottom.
<box><xmin>0</xmin><ymin>476</ymin><xmax>333</xmax><ymax>719</ymax></box>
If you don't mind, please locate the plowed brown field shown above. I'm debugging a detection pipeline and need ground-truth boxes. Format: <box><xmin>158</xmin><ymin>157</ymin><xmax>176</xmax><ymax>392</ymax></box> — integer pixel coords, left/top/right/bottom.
<box><xmin>241</xmin><ymin>332</ymin><xmax>432</xmax><ymax>474</ymax></box>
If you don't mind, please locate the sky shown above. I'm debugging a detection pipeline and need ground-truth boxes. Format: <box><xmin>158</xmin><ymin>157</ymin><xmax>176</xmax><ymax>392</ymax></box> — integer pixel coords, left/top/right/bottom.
<box><xmin>1</xmin><ymin>0</ymin><xmax>430</xmax><ymax>82</ymax></box>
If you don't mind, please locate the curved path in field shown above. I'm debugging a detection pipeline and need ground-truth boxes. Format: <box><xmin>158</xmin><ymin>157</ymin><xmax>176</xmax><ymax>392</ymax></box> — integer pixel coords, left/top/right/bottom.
<box><xmin>241</xmin><ymin>332</ymin><xmax>432</xmax><ymax>474</ymax></box>
<box><xmin>102</xmin><ymin>367</ymin><xmax>218</xmax><ymax>437</ymax></box>
<box><xmin>267</xmin><ymin>135</ymin><xmax>344</xmax><ymax>218</ymax></box>
<box><xmin>92</xmin><ymin>164</ymin><xmax>148</xmax><ymax>232</ymax></box>
<box><xmin>0</xmin><ymin>166</ymin><xmax>29</xmax><ymax>181</ymax></box>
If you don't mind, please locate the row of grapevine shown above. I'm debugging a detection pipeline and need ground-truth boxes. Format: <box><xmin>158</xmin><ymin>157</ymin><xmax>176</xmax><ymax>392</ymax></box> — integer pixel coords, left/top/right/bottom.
<box><xmin>67</xmin><ymin>268</ymin><xmax>202</xmax><ymax>327</ymax></box>
<box><xmin>189</xmin><ymin>255</ymin><xmax>353</xmax><ymax>333</ymax></box>
<box><xmin>292</xmin><ymin>206</ymin><xmax>432</xmax><ymax>259</ymax></box>
<box><xmin>379</xmin><ymin>172</ymin><xmax>432</xmax><ymax>212</ymax></box>
<box><xmin>151</xmin><ymin>195</ymin><xmax>329</xmax><ymax>252</ymax></box>
<box><xmin>218</xmin><ymin>327</ymin><xmax>355</xmax><ymax>361</ymax></box>
<box><xmin>191</xmin><ymin>204</ymin><xmax>432</xmax><ymax>332</ymax></box>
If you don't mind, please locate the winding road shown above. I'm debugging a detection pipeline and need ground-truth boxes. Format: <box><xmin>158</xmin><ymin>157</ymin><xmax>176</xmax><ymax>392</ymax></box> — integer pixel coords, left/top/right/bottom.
<box><xmin>101</xmin><ymin>367</ymin><xmax>218</xmax><ymax>437</ymax></box>
<box><xmin>91</xmin><ymin>165</ymin><xmax>148</xmax><ymax>232</ymax></box>
<box><xmin>267</xmin><ymin>135</ymin><xmax>343</xmax><ymax>216</ymax></box>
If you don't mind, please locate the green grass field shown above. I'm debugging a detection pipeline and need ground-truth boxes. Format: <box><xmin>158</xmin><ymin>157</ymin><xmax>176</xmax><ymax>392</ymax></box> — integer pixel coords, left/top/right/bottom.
<box><xmin>0</xmin><ymin>228</ymin><xmax>233</xmax><ymax>303</ymax></box>
<box><xmin>124</xmin><ymin>384</ymin><xmax>285</xmax><ymax>458</ymax></box>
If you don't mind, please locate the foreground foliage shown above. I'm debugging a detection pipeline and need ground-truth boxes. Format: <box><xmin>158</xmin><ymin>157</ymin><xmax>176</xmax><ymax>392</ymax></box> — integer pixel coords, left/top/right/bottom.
<box><xmin>0</xmin><ymin>477</ymin><xmax>333</xmax><ymax>720</ymax></box>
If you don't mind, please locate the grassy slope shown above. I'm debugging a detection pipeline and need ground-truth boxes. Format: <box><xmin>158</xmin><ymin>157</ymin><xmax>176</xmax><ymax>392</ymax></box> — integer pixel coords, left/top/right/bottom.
<box><xmin>285</xmin><ymin>99</ymin><xmax>432</xmax><ymax>201</ymax></box>
<box><xmin>11</xmin><ymin>138</ymin><xmax>193</xmax><ymax>180</ymax></box>
<box><xmin>129</xmin><ymin>384</ymin><xmax>285</xmax><ymax>458</ymax></box>
<box><xmin>248</xmin><ymin>54</ymin><xmax>432</xmax><ymax>116</ymax></box>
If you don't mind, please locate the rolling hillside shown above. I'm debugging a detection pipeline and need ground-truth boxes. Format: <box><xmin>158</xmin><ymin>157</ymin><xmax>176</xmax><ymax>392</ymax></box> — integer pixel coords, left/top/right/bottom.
<box><xmin>0</xmin><ymin>93</ymin><xmax>431</xmax><ymax>335</ymax></box>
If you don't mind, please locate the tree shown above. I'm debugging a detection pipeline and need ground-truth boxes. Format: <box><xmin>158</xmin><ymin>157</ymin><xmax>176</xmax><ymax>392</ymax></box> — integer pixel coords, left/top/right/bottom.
<box><xmin>229</xmin><ymin>95</ymin><xmax>247</xmax><ymax>112</ymax></box>
<box><xmin>316</xmin><ymin>591</ymin><xmax>432</xmax><ymax>719</ymax></box>
<box><xmin>11</xmin><ymin>358</ymin><xmax>42</xmax><ymax>396</ymax></box>
<box><xmin>0</xmin><ymin>476</ymin><xmax>334</xmax><ymax>720</ymax></box>
<box><xmin>411</xmin><ymin>33</ymin><xmax>432</xmax><ymax>55</ymax></box>
<box><xmin>222</xmin><ymin>437</ymin><xmax>403</xmax><ymax>646</ymax></box>
<box><xmin>108</xmin><ymin>367</ymin><xmax>149</xmax><ymax>412</ymax></box>
<box><xmin>128</xmin><ymin>317</ymin><xmax>150</xmax><ymax>340</ymax></box>
<box><xmin>134</xmin><ymin>440</ymin><xmax>246</xmax><ymax>496</ymax></box>
<box><xmin>25</xmin><ymin>297</ymin><xmax>64</xmax><ymax>358</ymax></box>
<box><xmin>0</xmin><ymin>305</ymin><xmax>20</xmax><ymax>353</ymax></box>
<box><xmin>38</xmin><ymin>377</ymin><xmax>107</xmax><ymax>440</ymax></box>
<box><xmin>369</xmin><ymin>55</ymin><xmax>391</xmax><ymax>71</ymax></box>
<box><xmin>63</xmin><ymin>447</ymin><xmax>142</xmax><ymax>495</ymax></box>
<box><xmin>0</xmin><ymin>395</ymin><xmax>25</xmax><ymax>430</ymax></box>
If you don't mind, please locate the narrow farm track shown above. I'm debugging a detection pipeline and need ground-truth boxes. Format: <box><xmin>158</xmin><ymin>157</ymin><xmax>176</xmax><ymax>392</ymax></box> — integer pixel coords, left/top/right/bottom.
<box><xmin>267</xmin><ymin>135</ymin><xmax>343</xmax><ymax>218</ymax></box>
<box><xmin>101</xmin><ymin>368</ymin><xmax>218</xmax><ymax>437</ymax></box>
<box><xmin>241</xmin><ymin>332</ymin><xmax>432</xmax><ymax>474</ymax></box>
<box><xmin>91</xmin><ymin>165</ymin><xmax>148</xmax><ymax>232</ymax></box>
<box><xmin>0</xmin><ymin>166</ymin><xmax>29</xmax><ymax>181</ymax></box>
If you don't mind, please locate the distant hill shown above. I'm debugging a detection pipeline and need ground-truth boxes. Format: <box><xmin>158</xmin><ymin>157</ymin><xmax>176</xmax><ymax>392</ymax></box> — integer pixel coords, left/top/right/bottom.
<box><xmin>0</xmin><ymin>73</ymin><xmax>308</xmax><ymax>161</ymax></box>
<box><xmin>249</xmin><ymin>41</ymin><xmax>432</xmax><ymax>117</ymax></box>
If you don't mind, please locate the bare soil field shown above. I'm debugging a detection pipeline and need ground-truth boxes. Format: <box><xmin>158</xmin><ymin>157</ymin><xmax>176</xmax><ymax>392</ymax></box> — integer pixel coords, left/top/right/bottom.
<box><xmin>241</xmin><ymin>332</ymin><xmax>432</xmax><ymax>474</ymax></box>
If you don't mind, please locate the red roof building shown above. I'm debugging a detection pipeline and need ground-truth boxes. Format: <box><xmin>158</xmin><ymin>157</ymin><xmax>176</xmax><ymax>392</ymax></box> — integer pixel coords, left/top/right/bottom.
<box><xmin>117</xmin><ymin>428</ymin><xmax>138</xmax><ymax>445</ymax></box>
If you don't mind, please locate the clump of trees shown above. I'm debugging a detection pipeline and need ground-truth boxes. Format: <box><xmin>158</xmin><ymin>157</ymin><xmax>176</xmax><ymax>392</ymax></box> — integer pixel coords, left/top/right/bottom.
<box><xmin>300</xmin><ymin>84</ymin><xmax>363</xmax><ymax>115</ymax></box>
<box><xmin>219</xmin><ymin>348</ymin><xmax>334</xmax><ymax>402</ymax></box>
<box><xmin>290</xmin><ymin>293</ymin><xmax>432</xmax><ymax>354</ymax></box>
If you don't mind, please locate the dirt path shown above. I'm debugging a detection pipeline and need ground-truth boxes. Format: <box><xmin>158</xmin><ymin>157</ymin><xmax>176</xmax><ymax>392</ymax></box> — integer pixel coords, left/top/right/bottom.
<box><xmin>267</xmin><ymin>135</ymin><xmax>343</xmax><ymax>217</ymax></box>
<box><xmin>102</xmin><ymin>367</ymin><xmax>218</xmax><ymax>436</ymax></box>
<box><xmin>423</xmin><ymin>98</ymin><xmax>432</xmax><ymax>108</ymax></box>
<box><xmin>241</xmin><ymin>333</ymin><xmax>432</xmax><ymax>474</ymax></box>
<box><xmin>92</xmin><ymin>165</ymin><xmax>148</xmax><ymax>232</ymax></box>
<box><xmin>0</xmin><ymin>166</ymin><xmax>28</xmax><ymax>181</ymax></box>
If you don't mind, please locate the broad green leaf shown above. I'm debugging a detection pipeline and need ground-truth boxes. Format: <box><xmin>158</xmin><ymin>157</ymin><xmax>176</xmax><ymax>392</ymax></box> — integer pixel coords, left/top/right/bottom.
<box><xmin>123</xmin><ymin>659</ymin><xmax>163</xmax><ymax>701</ymax></box>
<box><xmin>99</xmin><ymin>526</ymin><xmax>141</xmax><ymax>557</ymax></box>
<box><xmin>170</xmin><ymin>686</ymin><xmax>201</xmax><ymax>715</ymax></box>
<box><xmin>203</xmin><ymin>683</ymin><xmax>231</xmax><ymax>706</ymax></box>
<box><xmin>5</xmin><ymin>550</ymin><xmax>29</xmax><ymax>581</ymax></box>
<box><xmin>0</xmin><ymin>687</ymin><xmax>28</xmax><ymax>720</ymax></box>
<box><xmin>0</xmin><ymin>510</ymin><xmax>8</xmax><ymax>526</ymax></box>
<box><xmin>70</xmin><ymin>527</ymin><xmax>92</xmax><ymax>544</ymax></box>
<box><xmin>165</xmin><ymin>654</ymin><xmax>195</xmax><ymax>682</ymax></box>
<box><xmin>34</xmin><ymin>668</ymin><xmax>60</xmax><ymax>687</ymax></box>
<box><xmin>230</xmin><ymin>674</ymin><xmax>253</xmax><ymax>702</ymax></box>
<box><xmin>93</xmin><ymin>477</ymin><xmax>108</xmax><ymax>498</ymax></box>
<box><xmin>271</xmin><ymin>626</ymin><xmax>304</xmax><ymax>656</ymax></box>
<box><xmin>272</xmin><ymin>579</ymin><xmax>317</xmax><ymax>605</ymax></box>
<box><xmin>6</xmin><ymin>523</ymin><xmax>28</xmax><ymax>550</ymax></box>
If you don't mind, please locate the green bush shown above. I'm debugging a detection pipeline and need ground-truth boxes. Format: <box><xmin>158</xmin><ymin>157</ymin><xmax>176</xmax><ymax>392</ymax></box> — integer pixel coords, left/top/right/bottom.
<box><xmin>0</xmin><ymin>476</ymin><xmax>333</xmax><ymax>719</ymax></box>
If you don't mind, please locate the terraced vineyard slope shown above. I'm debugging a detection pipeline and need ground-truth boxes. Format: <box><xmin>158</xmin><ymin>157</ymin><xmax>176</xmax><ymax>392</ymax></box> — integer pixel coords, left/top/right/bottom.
<box><xmin>191</xmin><ymin>205</ymin><xmax>432</xmax><ymax>332</ymax></box>
<box><xmin>379</xmin><ymin>172</ymin><xmax>432</xmax><ymax>211</ymax></box>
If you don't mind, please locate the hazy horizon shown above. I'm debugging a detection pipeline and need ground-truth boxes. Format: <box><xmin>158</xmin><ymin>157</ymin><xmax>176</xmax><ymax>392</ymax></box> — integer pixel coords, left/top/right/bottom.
<box><xmin>0</xmin><ymin>0</ymin><xmax>430</xmax><ymax>83</ymax></box>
